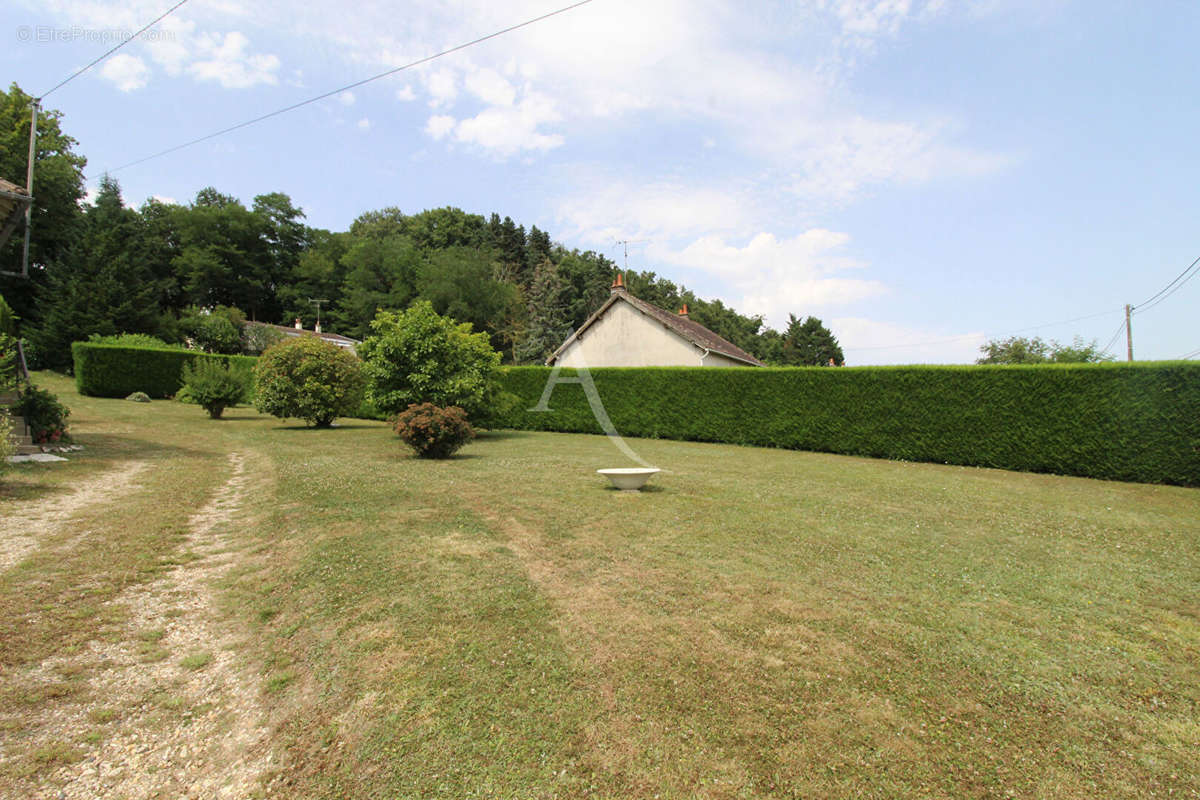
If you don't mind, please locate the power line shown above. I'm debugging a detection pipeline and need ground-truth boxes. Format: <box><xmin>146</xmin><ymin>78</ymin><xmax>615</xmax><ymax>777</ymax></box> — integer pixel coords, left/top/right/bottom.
<box><xmin>1177</xmin><ymin>346</ymin><xmax>1200</xmax><ymax>360</ymax></box>
<box><xmin>1098</xmin><ymin>318</ymin><xmax>1127</xmax><ymax>357</ymax></box>
<box><xmin>90</xmin><ymin>0</ymin><xmax>595</xmax><ymax>178</ymax></box>
<box><xmin>842</xmin><ymin>307</ymin><xmax>1123</xmax><ymax>352</ymax></box>
<box><xmin>1132</xmin><ymin>253</ymin><xmax>1200</xmax><ymax>316</ymax></box>
<box><xmin>41</xmin><ymin>0</ymin><xmax>193</xmax><ymax>99</ymax></box>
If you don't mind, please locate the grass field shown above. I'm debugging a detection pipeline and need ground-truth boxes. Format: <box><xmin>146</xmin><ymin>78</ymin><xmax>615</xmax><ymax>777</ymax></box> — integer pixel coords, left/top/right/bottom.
<box><xmin>1</xmin><ymin>373</ymin><xmax>1198</xmax><ymax>799</ymax></box>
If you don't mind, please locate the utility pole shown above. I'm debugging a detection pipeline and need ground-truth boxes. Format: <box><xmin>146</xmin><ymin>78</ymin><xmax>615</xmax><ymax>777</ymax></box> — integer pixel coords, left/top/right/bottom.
<box><xmin>21</xmin><ymin>99</ymin><xmax>39</xmax><ymax>279</ymax></box>
<box><xmin>1125</xmin><ymin>303</ymin><xmax>1133</xmax><ymax>362</ymax></box>
<box><xmin>2</xmin><ymin>99</ymin><xmax>38</xmax><ymax>279</ymax></box>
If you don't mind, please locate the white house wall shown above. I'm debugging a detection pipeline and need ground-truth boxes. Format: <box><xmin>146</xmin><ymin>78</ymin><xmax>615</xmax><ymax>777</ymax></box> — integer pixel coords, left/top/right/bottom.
<box><xmin>700</xmin><ymin>351</ymin><xmax>746</xmax><ymax>367</ymax></box>
<box><xmin>556</xmin><ymin>300</ymin><xmax>704</xmax><ymax>367</ymax></box>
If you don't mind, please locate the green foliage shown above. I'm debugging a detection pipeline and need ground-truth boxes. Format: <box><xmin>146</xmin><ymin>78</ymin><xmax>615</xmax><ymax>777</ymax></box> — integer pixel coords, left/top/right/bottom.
<box><xmin>254</xmin><ymin>336</ymin><xmax>365</xmax><ymax>427</ymax></box>
<box><xmin>782</xmin><ymin>315</ymin><xmax>844</xmax><ymax>366</ymax></box>
<box><xmin>492</xmin><ymin>363</ymin><xmax>1200</xmax><ymax>486</ymax></box>
<box><xmin>0</xmin><ymin>333</ymin><xmax>16</xmax><ymax>390</ymax></box>
<box><xmin>16</xmin><ymin>384</ymin><xmax>71</xmax><ymax>444</ymax></box>
<box><xmin>515</xmin><ymin>259</ymin><xmax>571</xmax><ymax>364</ymax></box>
<box><xmin>72</xmin><ymin>342</ymin><xmax>256</xmax><ymax>398</ymax></box>
<box><xmin>180</xmin><ymin>358</ymin><xmax>249</xmax><ymax>418</ymax></box>
<box><xmin>392</xmin><ymin>403</ymin><xmax>475</xmax><ymax>458</ymax></box>
<box><xmin>179</xmin><ymin>305</ymin><xmax>246</xmax><ymax>354</ymax></box>
<box><xmin>0</xmin><ymin>410</ymin><xmax>12</xmax><ymax>470</ymax></box>
<box><xmin>26</xmin><ymin>177</ymin><xmax>164</xmax><ymax>370</ymax></box>
<box><xmin>1</xmin><ymin>83</ymin><xmax>87</xmax><ymax>325</ymax></box>
<box><xmin>977</xmin><ymin>335</ymin><xmax>1114</xmax><ymax>364</ymax></box>
<box><xmin>241</xmin><ymin>322</ymin><xmax>287</xmax><ymax>356</ymax></box>
<box><xmin>87</xmin><ymin>332</ymin><xmax>179</xmax><ymax>349</ymax></box>
<box><xmin>358</xmin><ymin>301</ymin><xmax>502</xmax><ymax>422</ymax></box>
<box><xmin>0</xmin><ymin>293</ymin><xmax>16</xmax><ymax>337</ymax></box>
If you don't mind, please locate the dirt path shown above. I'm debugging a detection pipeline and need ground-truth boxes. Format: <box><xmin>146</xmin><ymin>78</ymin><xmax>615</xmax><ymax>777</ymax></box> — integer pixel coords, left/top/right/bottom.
<box><xmin>12</xmin><ymin>451</ymin><xmax>277</xmax><ymax>798</ymax></box>
<box><xmin>0</xmin><ymin>460</ymin><xmax>148</xmax><ymax>573</ymax></box>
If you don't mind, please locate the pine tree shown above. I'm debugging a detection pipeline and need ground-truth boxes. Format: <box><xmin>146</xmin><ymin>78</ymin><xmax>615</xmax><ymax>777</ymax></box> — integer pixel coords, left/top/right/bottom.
<box><xmin>781</xmin><ymin>314</ymin><xmax>844</xmax><ymax>366</ymax></box>
<box><xmin>515</xmin><ymin>258</ymin><xmax>572</xmax><ymax>364</ymax></box>
<box><xmin>29</xmin><ymin>176</ymin><xmax>161</xmax><ymax>368</ymax></box>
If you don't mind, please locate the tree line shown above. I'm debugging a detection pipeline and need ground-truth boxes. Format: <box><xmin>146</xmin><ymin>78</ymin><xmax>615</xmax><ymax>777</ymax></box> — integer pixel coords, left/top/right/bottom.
<box><xmin>1</xmin><ymin>82</ymin><xmax>845</xmax><ymax>370</ymax></box>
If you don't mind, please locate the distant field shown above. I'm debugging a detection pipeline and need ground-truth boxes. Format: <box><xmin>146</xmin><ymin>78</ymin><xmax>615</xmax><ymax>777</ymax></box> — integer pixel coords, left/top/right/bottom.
<box><xmin>2</xmin><ymin>373</ymin><xmax>1198</xmax><ymax>798</ymax></box>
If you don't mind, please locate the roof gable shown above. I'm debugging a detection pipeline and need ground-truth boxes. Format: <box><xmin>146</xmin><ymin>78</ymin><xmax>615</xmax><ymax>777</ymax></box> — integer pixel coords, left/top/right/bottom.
<box><xmin>549</xmin><ymin>289</ymin><xmax>764</xmax><ymax>366</ymax></box>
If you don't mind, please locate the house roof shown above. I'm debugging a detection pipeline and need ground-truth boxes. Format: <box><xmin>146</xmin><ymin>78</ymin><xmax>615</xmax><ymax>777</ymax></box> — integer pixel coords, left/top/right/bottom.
<box><xmin>548</xmin><ymin>286</ymin><xmax>765</xmax><ymax>367</ymax></box>
<box><xmin>248</xmin><ymin>321</ymin><xmax>360</xmax><ymax>347</ymax></box>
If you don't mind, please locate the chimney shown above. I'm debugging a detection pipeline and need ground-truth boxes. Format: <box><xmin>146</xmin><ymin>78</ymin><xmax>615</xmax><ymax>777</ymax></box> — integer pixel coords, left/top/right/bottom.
<box><xmin>294</xmin><ymin>318</ymin><xmax>303</xmax><ymax>330</ymax></box>
<box><xmin>678</xmin><ymin>304</ymin><xmax>689</xmax><ymax>317</ymax></box>
<box><xmin>610</xmin><ymin>273</ymin><xmax>626</xmax><ymax>293</ymax></box>
<box><xmin>315</xmin><ymin>322</ymin><xmax>322</xmax><ymax>334</ymax></box>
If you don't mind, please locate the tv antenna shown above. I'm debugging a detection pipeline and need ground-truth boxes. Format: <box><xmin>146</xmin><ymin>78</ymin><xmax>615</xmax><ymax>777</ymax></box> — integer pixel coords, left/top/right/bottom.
<box><xmin>614</xmin><ymin>239</ymin><xmax>648</xmax><ymax>270</ymax></box>
<box><xmin>308</xmin><ymin>298</ymin><xmax>328</xmax><ymax>330</ymax></box>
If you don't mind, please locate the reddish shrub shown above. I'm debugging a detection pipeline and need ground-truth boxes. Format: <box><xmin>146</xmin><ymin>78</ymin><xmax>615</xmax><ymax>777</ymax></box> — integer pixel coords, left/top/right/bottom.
<box><xmin>392</xmin><ymin>403</ymin><xmax>474</xmax><ymax>459</ymax></box>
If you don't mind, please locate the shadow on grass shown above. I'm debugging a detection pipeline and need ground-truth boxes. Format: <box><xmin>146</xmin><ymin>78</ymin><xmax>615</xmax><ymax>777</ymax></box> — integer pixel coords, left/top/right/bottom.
<box><xmin>601</xmin><ymin>483</ymin><xmax>666</xmax><ymax>493</ymax></box>
<box><xmin>71</xmin><ymin>433</ymin><xmax>219</xmax><ymax>463</ymax></box>
<box><xmin>270</xmin><ymin>422</ymin><xmax>383</xmax><ymax>431</ymax></box>
<box><xmin>474</xmin><ymin>430</ymin><xmax>537</xmax><ymax>441</ymax></box>
<box><xmin>0</xmin><ymin>474</ymin><xmax>76</xmax><ymax>504</ymax></box>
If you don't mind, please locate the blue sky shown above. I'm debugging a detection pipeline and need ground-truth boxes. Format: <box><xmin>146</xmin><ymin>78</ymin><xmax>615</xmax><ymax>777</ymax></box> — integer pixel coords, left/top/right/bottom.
<box><xmin>3</xmin><ymin>0</ymin><xmax>1197</xmax><ymax>363</ymax></box>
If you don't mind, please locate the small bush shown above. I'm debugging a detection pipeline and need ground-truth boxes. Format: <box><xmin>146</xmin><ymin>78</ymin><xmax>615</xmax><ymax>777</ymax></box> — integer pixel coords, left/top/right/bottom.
<box><xmin>125</xmin><ymin>391</ymin><xmax>151</xmax><ymax>403</ymax></box>
<box><xmin>392</xmin><ymin>403</ymin><xmax>474</xmax><ymax>459</ymax></box>
<box><xmin>16</xmin><ymin>385</ymin><xmax>71</xmax><ymax>444</ymax></box>
<box><xmin>180</xmin><ymin>359</ymin><xmax>248</xmax><ymax>419</ymax></box>
<box><xmin>254</xmin><ymin>336</ymin><xmax>365</xmax><ymax>427</ymax></box>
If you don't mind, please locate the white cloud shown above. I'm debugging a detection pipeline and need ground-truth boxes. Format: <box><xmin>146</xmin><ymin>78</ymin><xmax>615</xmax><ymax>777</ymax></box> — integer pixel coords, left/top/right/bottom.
<box><xmin>143</xmin><ymin>16</ymin><xmax>195</xmax><ymax>76</ymax></box>
<box><xmin>100</xmin><ymin>53</ymin><xmax>150</xmax><ymax>91</ymax></box>
<box><xmin>425</xmin><ymin>114</ymin><xmax>456</xmax><ymax>140</ymax></box>
<box><xmin>356</xmin><ymin>117</ymin><xmax>371</xmax><ymax>130</ymax></box>
<box><xmin>464</xmin><ymin>67</ymin><xmax>516</xmax><ymax>107</ymax></box>
<box><xmin>395</xmin><ymin>85</ymin><xmax>416</xmax><ymax>101</ymax></box>
<box><xmin>449</xmin><ymin>91</ymin><xmax>563</xmax><ymax>157</ymax></box>
<box><xmin>832</xmin><ymin>317</ymin><xmax>986</xmax><ymax>365</ymax></box>
<box><xmin>555</xmin><ymin>178</ymin><xmax>755</xmax><ymax>245</ymax></box>
<box><xmin>425</xmin><ymin>68</ymin><xmax>458</xmax><ymax>108</ymax></box>
<box><xmin>339</xmin><ymin>91</ymin><xmax>356</xmax><ymax>106</ymax></box>
<box><xmin>188</xmin><ymin>31</ymin><xmax>280</xmax><ymax>88</ymax></box>
<box><xmin>150</xmin><ymin>194</ymin><xmax>177</xmax><ymax>205</ymax></box>
<box><xmin>658</xmin><ymin>231</ymin><xmax>888</xmax><ymax>326</ymax></box>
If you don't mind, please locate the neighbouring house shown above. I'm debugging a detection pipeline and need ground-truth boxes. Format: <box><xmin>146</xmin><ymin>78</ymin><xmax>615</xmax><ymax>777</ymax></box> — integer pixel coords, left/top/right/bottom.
<box><xmin>547</xmin><ymin>275</ymin><xmax>764</xmax><ymax>368</ymax></box>
<box><xmin>248</xmin><ymin>319</ymin><xmax>360</xmax><ymax>352</ymax></box>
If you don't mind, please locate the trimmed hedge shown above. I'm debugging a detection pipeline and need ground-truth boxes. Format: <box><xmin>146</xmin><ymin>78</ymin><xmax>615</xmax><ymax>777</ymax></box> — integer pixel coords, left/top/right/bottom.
<box><xmin>494</xmin><ymin>363</ymin><xmax>1200</xmax><ymax>486</ymax></box>
<box><xmin>72</xmin><ymin>343</ymin><xmax>257</xmax><ymax>399</ymax></box>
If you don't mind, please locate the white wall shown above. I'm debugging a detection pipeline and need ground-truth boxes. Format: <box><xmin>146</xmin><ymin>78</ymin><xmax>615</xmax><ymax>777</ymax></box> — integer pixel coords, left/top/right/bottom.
<box><xmin>701</xmin><ymin>351</ymin><xmax>746</xmax><ymax>367</ymax></box>
<box><xmin>556</xmin><ymin>300</ymin><xmax>703</xmax><ymax>367</ymax></box>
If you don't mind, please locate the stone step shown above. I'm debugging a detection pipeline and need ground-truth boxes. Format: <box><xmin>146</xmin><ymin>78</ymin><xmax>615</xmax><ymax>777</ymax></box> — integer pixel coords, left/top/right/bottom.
<box><xmin>14</xmin><ymin>444</ymin><xmax>41</xmax><ymax>455</ymax></box>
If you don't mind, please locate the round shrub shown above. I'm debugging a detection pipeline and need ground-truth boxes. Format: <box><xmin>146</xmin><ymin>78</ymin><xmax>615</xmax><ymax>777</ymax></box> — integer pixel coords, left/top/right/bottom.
<box><xmin>180</xmin><ymin>358</ymin><xmax>248</xmax><ymax>419</ymax></box>
<box><xmin>16</xmin><ymin>384</ymin><xmax>71</xmax><ymax>444</ymax></box>
<box><xmin>358</xmin><ymin>301</ymin><xmax>501</xmax><ymax>424</ymax></box>
<box><xmin>392</xmin><ymin>403</ymin><xmax>474</xmax><ymax>459</ymax></box>
<box><xmin>254</xmin><ymin>336</ymin><xmax>365</xmax><ymax>427</ymax></box>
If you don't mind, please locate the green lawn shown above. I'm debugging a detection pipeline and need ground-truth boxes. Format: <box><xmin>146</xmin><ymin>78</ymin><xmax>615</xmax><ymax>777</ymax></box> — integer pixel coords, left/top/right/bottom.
<box><xmin>2</xmin><ymin>373</ymin><xmax>1198</xmax><ymax>798</ymax></box>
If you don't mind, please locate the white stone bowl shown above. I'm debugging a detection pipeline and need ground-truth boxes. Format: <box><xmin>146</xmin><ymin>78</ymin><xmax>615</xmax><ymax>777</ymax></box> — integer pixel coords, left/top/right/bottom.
<box><xmin>597</xmin><ymin>467</ymin><xmax>661</xmax><ymax>491</ymax></box>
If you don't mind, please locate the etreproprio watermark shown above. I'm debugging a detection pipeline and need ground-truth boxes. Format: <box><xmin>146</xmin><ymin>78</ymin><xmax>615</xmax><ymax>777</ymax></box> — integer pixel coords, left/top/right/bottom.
<box><xmin>15</xmin><ymin>26</ymin><xmax>176</xmax><ymax>44</ymax></box>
